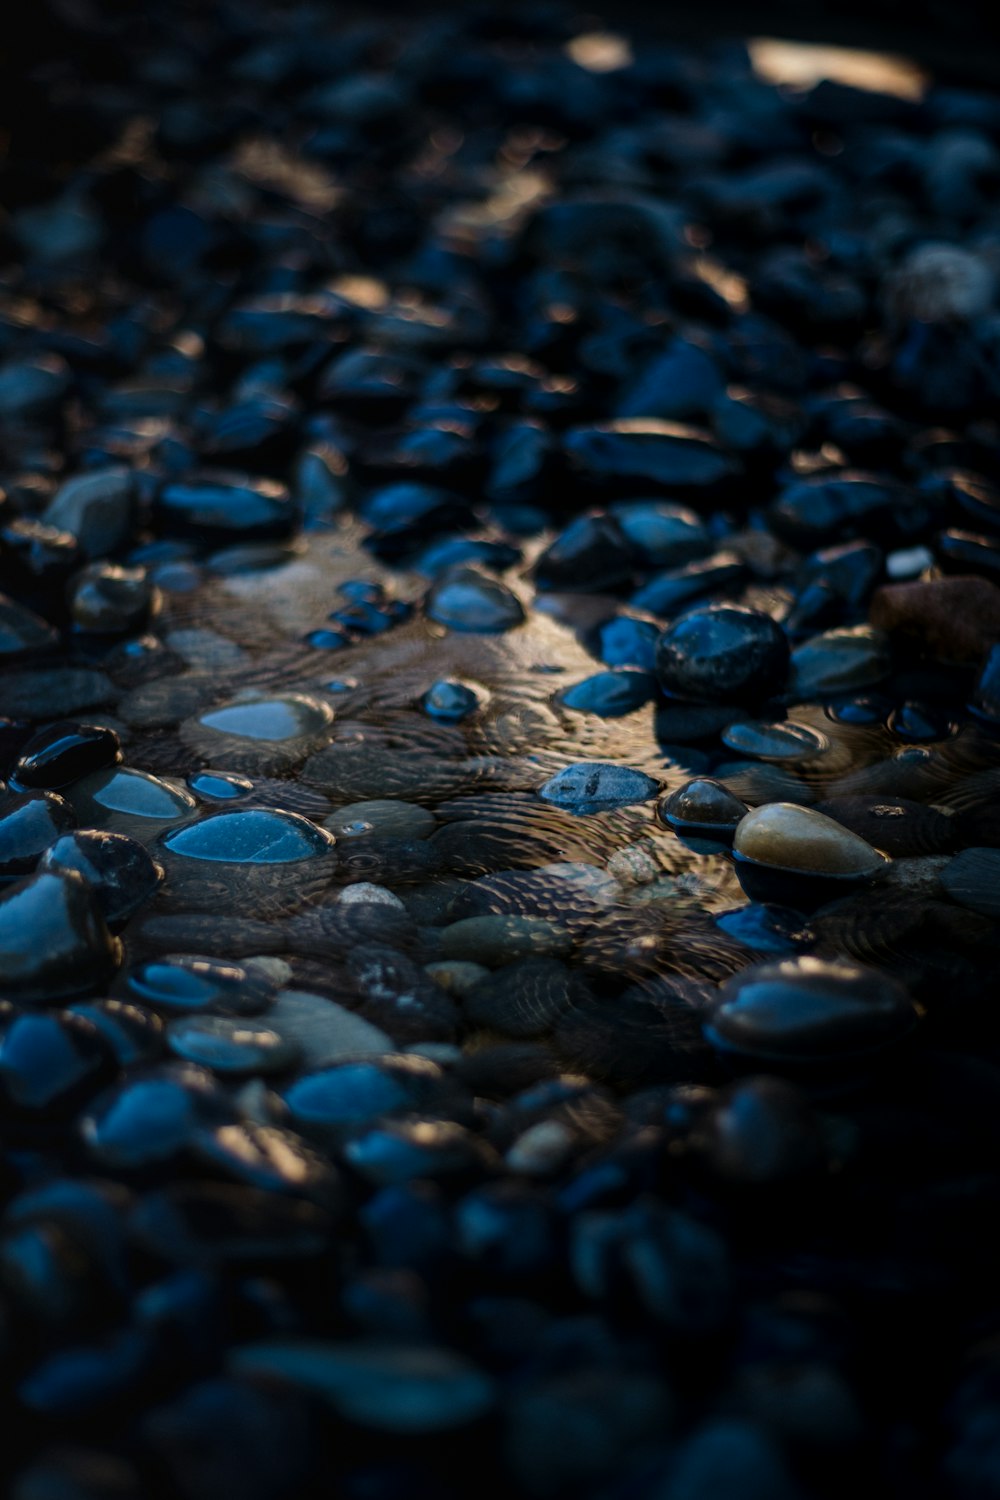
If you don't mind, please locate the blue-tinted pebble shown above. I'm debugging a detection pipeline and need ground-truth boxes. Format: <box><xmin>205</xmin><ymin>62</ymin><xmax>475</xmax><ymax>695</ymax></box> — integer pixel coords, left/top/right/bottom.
<box><xmin>120</xmin><ymin>955</ymin><xmax>274</xmax><ymax>1016</ymax></box>
<box><xmin>426</xmin><ymin>567</ymin><xmax>525</xmax><ymax>634</ymax></box>
<box><xmin>538</xmin><ymin>762</ymin><xmax>660</xmax><ymax>813</ymax></box>
<box><xmin>186</xmin><ymin>769</ymin><xmax>255</xmax><ymax>801</ymax></box>
<box><xmin>421</xmin><ymin>680</ymin><xmax>480</xmax><ymax>722</ymax></box>
<box><xmin>162</xmin><ymin>808</ymin><xmax>335</xmax><ymax>864</ymax></box>
<box><xmin>39</xmin><ymin>829</ymin><xmax>163</xmax><ymax>928</ymax></box>
<box><xmin>558</xmin><ymin>669</ymin><xmax>656</xmax><ymax>717</ymax></box>
<box><xmin>597</xmin><ymin>616</ymin><xmax>660</xmax><ymax>670</ymax></box>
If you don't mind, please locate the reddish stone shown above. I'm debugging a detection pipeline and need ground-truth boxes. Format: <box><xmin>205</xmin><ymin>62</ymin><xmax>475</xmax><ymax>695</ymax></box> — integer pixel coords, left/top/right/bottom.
<box><xmin>870</xmin><ymin>575</ymin><xmax>1000</xmax><ymax>662</ymax></box>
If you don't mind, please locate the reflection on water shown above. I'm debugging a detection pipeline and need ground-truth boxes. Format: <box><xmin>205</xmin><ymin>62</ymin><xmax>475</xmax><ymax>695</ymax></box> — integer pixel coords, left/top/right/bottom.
<box><xmin>749</xmin><ymin>36</ymin><xmax>930</xmax><ymax>99</ymax></box>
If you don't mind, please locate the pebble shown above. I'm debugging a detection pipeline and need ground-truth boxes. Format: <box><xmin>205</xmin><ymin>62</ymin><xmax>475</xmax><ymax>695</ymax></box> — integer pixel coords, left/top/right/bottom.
<box><xmin>0</xmin><ymin>871</ymin><xmax>120</xmax><ymax>1002</ymax></box>
<box><xmin>324</xmin><ymin>799</ymin><xmax>435</xmax><ymax>842</ymax></box>
<box><xmin>706</xmin><ymin>957</ymin><xmax>919</xmax><ymax>1067</ymax></box>
<box><xmin>43</xmin><ymin>467</ymin><xmax>135</xmax><ymax>560</ymax></box>
<box><xmin>166</xmin><ymin>1014</ymin><xmax>299</xmax><ymax>1074</ymax></box>
<box><xmin>941</xmin><ymin>847</ymin><xmax>1000</xmax><ymax>918</ymax></box>
<box><xmin>69</xmin><ymin>563</ymin><xmax>158</xmax><ymax>635</ymax></box>
<box><xmin>39</xmin><ymin>829</ymin><xmax>163</xmax><ymax>927</ymax></box>
<box><xmin>421</xmin><ymin>679</ymin><xmax>481</xmax><ymax>722</ymax></box>
<box><xmin>0</xmin><ymin>790</ymin><xmax>77</xmax><ymax>880</ymax></box>
<box><xmin>266</xmin><ymin>990</ymin><xmax>393</xmax><ymax>1068</ymax></box>
<box><xmin>655</xmin><ymin>605</ymin><xmax>790</xmax><ymax>704</ymax></box>
<box><xmin>69</xmin><ymin>767</ymin><xmax>197</xmax><ymax>838</ymax></box>
<box><xmin>871</xmin><ymin>575</ymin><xmax>1000</xmax><ymax>661</ymax></box>
<box><xmin>734</xmin><ymin>803</ymin><xmax>887</xmax><ymax>875</ymax></box>
<box><xmin>425</xmin><ymin>567</ymin><xmax>526</xmax><ymax>633</ymax></box>
<box><xmin>538</xmin><ymin>762</ymin><xmax>660</xmax><ymax>813</ymax></box>
<box><xmin>336</xmin><ymin>882</ymin><xmax>406</xmax><ymax>908</ymax></box>
<box><xmin>229</xmin><ymin>1340</ymin><xmax>495</xmax><ymax>1432</ymax></box>
<box><xmin>11</xmin><ymin>720</ymin><xmax>122</xmax><ymax>790</ymax></box>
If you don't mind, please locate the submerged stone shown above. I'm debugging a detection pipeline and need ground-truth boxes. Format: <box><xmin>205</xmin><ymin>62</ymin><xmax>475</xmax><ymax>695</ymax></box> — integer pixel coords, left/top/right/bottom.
<box><xmin>538</xmin><ymin>762</ymin><xmax>660</xmax><ymax>813</ymax></box>
<box><xmin>734</xmin><ymin>803</ymin><xmax>886</xmax><ymax>876</ymax></box>
<box><xmin>162</xmin><ymin>808</ymin><xmax>335</xmax><ymax>864</ymax></box>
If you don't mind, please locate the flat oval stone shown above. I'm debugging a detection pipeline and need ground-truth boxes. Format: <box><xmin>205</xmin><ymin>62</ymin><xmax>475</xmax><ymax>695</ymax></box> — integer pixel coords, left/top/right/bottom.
<box><xmin>655</xmin><ymin>606</ymin><xmax>789</xmax><ymax>704</ymax></box>
<box><xmin>162</xmin><ymin>808</ymin><xmax>335</xmax><ymax>864</ymax></box>
<box><xmin>324</xmin><ymin>800</ymin><xmax>435</xmax><ymax>841</ymax></box>
<box><xmin>155</xmin><ymin>474</ymin><xmax>295</xmax><ymax>542</ymax></box>
<box><xmin>707</xmin><ymin>958</ymin><xmax>918</xmax><ymax>1064</ymax></box>
<box><xmin>281</xmin><ymin>1054</ymin><xmax>448</xmax><ymax>1140</ymax></box>
<box><xmin>186</xmin><ymin>770</ymin><xmax>254</xmax><ymax>801</ymax></box>
<box><xmin>437</xmin><ymin>915</ymin><xmax>572</xmax><ymax>966</ymax></box>
<box><xmin>557</xmin><ymin>670</ymin><xmax>656</xmax><ymax>718</ymax></box>
<box><xmin>81</xmin><ymin>1063</ymin><xmax>234</xmax><ymax>1167</ymax></box>
<box><xmin>70</xmin><ymin>767</ymin><xmax>197</xmax><ymax>838</ymax></box>
<box><xmin>611</xmin><ymin>499</ymin><xmax>710</xmax><ymax>567</ymax></box>
<box><xmin>0</xmin><ymin>1009</ymin><xmax>114</xmax><ymax>1113</ymax></box>
<box><xmin>720</xmin><ymin>720</ymin><xmax>828</xmax><ymax>762</ymax></box>
<box><xmin>166</xmin><ymin>1015</ymin><xmax>299</xmax><ymax>1074</ymax></box>
<box><xmin>0</xmin><ymin>871</ymin><xmax>121</xmax><ymax>1002</ymax></box>
<box><xmin>66</xmin><ymin>1000</ymin><xmax>164</xmax><ymax>1066</ymax></box>
<box><xmin>198</xmin><ymin>694</ymin><xmax>333</xmax><ymax>742</ymax></box>
<box><xmin>228</xmin><ymin>1340</ymin><xmax>495</xmax><ymax>1433</ymax></box>
<box><xmin>266</xmin><ymin>991</ymin><xmax>392</xmax><ymax>1069</ymax></box>
<box><xmin>734</xmin><ymin>804</ymin><xmax>886</xmax><ymax>876</ymax></box>
<box><xmin>538</xmin><ymin>762</ymin><xmax>659</xmax><ymax>814</ymax></box>
<box><xmin>12</xmin><ymin>721</ymin><xmax>122</xmax><ymax>790</ymax></box>
<box><xmin>425</xmin><ymin>567</ymin><xmax>525</xmax><ymax>633</ymax></box>
<box><xmin>790</xmin><ymin>626</ymin><xmax>892</xmax><ymax>698</ymax></box>
<box><xmin>941</xmin><ymin>847</ymin><xmax>1000</xmax><ymax>918</ymax></box>
<box><xmin>121</xmin><ymin>955</ymin><xmax>274</xmax><ymax>1016</ymax></box>
<box><xmin>39</xmin><ymin>829</ymin><xmax>163</xmax><ymax>928</ymax></box>
<box><xmin>0</xmin><ymin>791</ymin><xmax>77</xmax><ymax>880</ymax></box>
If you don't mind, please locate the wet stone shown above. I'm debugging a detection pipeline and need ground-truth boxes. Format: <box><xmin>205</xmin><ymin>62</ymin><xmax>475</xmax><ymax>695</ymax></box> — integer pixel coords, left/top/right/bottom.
<box><xmin>596</xmin><ymin>615</ymin><xmax>660</xmax><ymax>671</ymax></box>
<box><xmin>166</xmin><ymin>1014</ymin><xmax>299</xmax><ymax>1075</ymax></box>
<box><xmin>66</xmin><ymin>1000</ymin><xmax>165</xmax><ymax>1067</ymax></box>
<box><xmin>0</xmin><ymin>871</ymin><xmax>120</xmax><ymax>1003</ymax></box>
<box><xmin>228</xmin><ymin>1340</ymin><xmax>495</xmax><ymax>1433</ymax></box>
<box><xmin>182</xmin><ymin>691</ymin><xmax>335</xmax><ymax>774</ymax></box>
<box><xmin>80</xmin><ymin>1063</ymin><xmax>235</xmax><ymax>1169</ymax></box>
<box><xmin>437</xmin><ymin>915</ymin><xmax>572</xmax><ymax>967</ymax></box>
<box><xmin>0</xmin><ymin>1009</ymin><xmax>114</xmax><ymax>1115</ymax></box>
<box><xmin>734</xmin><ymin>803</ymin><xmax>887</xmax><ymax>876</ymax></box>
<box><xmin>281</xmin><ymin>1054</ymin><xmax>456</xmax><ymax>1144</ymax></box>
<box><xmin>186</xmin><ymin>769</ymin><xmax>254</xmax><ymax>801</ymax></box>
<box><xmin>538</xmin><ymin>762</ymin><xmax>659</xmax><ymax>814</ymax></box>
<box><xmin>789</xmin><ymin>626</ymin><xmax>893</xmax><ymax>698</ymax></box>
<box><xmin>266</xmin><ymin>990</ymin><xmax>393</xmax><ymax>1069</ymax></box>
<box><xmin>155</xmin><ymin>474</ymin><xmax>296</xmax><ymax>543</ymax></box>
<box><xmin>941</xmin><ymin>848</ymin><xmax>1000</xmax><ymax>918</ymax></box>
<box><xmin>69</xmin><ymin>767</ymin><xmax>197</xmax><ymax>840</ymax></box>
<box><xmin>11</xmin><ymin>720</ymin><xmax>122</xmax><ymax>790</ymax></box>
<box><xmin>119</xmin><ymin>955</ymin><xmax>275</xmax><ymax>1017</ymax></box>
<box><xmin>706</xmin><ymin>957</ymin><xmax>919</xmax><ymax>1067</ymax></box>
<box><xmin>69</xmin><ymin>564</ymin><xmax>158</xmax><ymax>635</ymax></box>
<box><xmin>425</xmin><ymin>567</ymin><xmax>525</xmax><ymax>633</ymax></box>
<box><xmin>0</xmin><ymin>668</ymin><xmax>115</xmax><ymax>721</ymax></box>
<box><xmin>0</xmin><ymin>790</ymin><xmax>77</xmax><ymax>881</ymax></box>
<box><xmin>557</xmin><ymin>669</ymin><xmax>656</xmax><ymax>717</ymax></box>
<box><xmin>43</xmin><ymin>467</ymin><xmax>135</xmax><ymax>560</ymax></box>
<box><xmin>0</xmin><ymin>594</ymin><xmax>60</xmax><ymax>659</ymax></box>
<box><xmin>324</xmin><ymin>799</ymin><xmax>435</xmax><ymax>842</ymax></box>
<box><xmin>658</xmin><ymin>778</ymin><xmax>749</xmax><ymax>840</ymax></box>
<box><xmin>162</xmin><ymin>807</ymin><xmax>335</xmax><ymax>863</ymax></box>
<box><xmin>421</xmin><ymin>679</ymin><xmax>481</xmax><ymax>723</ymax></box>
<box><xmin>812</xmin><ymin>796</ymin><xmax>956</xmax><ymax>857</ymax></box>
<box><xmin>720</xmin><ymin>720</ymin><xmax>828</xmax><ymax>762</ymax></box>
<box><xmin>655</xmin><ymin>605</ymin><xmax>790</xmax><ymax>705</ymax></box>
<box><xmin>39</xmin><ymin>829</ymin><xmax>163</xmax><ymax>928</ymax></box>
<box><xmin>533</xmin><ymin>514</ymin><xmax>634</xmax><ymax>593</ymax></box>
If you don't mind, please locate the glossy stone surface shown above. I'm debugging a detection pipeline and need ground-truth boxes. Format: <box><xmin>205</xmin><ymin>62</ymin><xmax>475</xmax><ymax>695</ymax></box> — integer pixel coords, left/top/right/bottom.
<box><xmin>0</xmin><ymin>871</ymin><xmax>120</xmax><ymax>1002</ymax></box>
<box><xmin>69</xmin><ymin>767</ymin><xmax>197</xmax><ymax>838</ymax></box>
<box><xmin>538</xmin><ymin>762</ymin><xmax>660</xmax><ymax>814</ymax></box>
<box><xmin>0</xmin><ymin>790</ymin><xmax>77</xmax><ymax>880</ymax></box>
<box><xmin>39</xmin><ymin>829</ymin><xmax>163</xmax><ymax>927</ymax></box>
<box><xmin>734</xmin><ymin>803</ymin><xmax>887</xmax><ymax>876</ymax></box>
<box><xmin>12</xmin><ymin>720</ymin><xmax>122</xmax><ymax>790</ymax></box>
<box><xmin>162</xmin><ymin>808</ymin><xmax>335</xmax><ymax>864</ymax></box>
<box><xmin>655</xmin><ymin>606</ymin><xmax>789</xmax><ymax>704</ymax></box>
<box><xmin>658</xmin><ymin>779</ymin><xmax>749</xmax><ymax>839</ymax></box>
<box><xmin>425</xmin><ymin>567</ymin><xmax>525</xmax><ymax>633</ymax></box>
<box><xmin>707</xmin><ymin>958</ymin><xmax>918</xmax><ymax>1065</ymax></box>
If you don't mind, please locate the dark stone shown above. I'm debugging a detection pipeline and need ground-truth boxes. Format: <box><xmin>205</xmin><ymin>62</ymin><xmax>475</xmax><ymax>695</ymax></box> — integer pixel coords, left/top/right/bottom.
<box><xmin>655</xmin><ymin>605</ymin><xmax>789</xmax><ymax>704</ymax></box>
<box><xmin>12</xmin><ymin>720</ymin><xmax>122</xmax><ymax>790</ymax></box>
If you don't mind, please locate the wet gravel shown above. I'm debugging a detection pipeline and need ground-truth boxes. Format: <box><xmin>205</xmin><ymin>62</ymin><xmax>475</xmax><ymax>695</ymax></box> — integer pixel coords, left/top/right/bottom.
<box><xmin>3</xmin><ymin>3</ymin><xmax>1000</xmax><ymax>1497</ymax></box>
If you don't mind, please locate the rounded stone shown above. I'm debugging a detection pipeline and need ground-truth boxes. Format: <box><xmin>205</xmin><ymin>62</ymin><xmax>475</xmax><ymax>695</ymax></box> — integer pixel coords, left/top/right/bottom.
<box><xmin>324</xmin><ymin>799</ymin><xmax>435</xmax><ymax>842</ymax></box>
<box><xmin>655</xmin><ymin>605</ymin><xmax>789</xmax><ymax>704</ymax></box>
<box><xmin>425</xmin><ymin>567</ymin><xmax>525</xmax><ymax>633</ymax></box>
<box><xmin>734</xmin><ymin>804</ymin><xmax>887</xmax><ymax>876</ymax></box>
<box><xmin>182</xmin><ymin>693</ymin><xmax>334</xmax><ymax>776</ymax></box>
<box><xmin>706</xmin><ymin>957</ymin><xmax>919</xmax><ymax>1065</ymax></box>
<box><xmin>11</xmin><ymin>721</ymin><xmax>122</xmax><ymax>790</ymax></box>
<box><xmin>39</xmin><ymin>829</ymin><xmax>163</xmax><ymax>928</ymax></box>
<box><xmin>658</xmin><ymin>779</ymin><xmax>749</xmax><ymax>840</ymax></box>
<box><xmin>162</xmin><ymin>808</ymin><xmax>335</xmax><ymax>864</ymax></box>
<box><xmin>0</xmin><ymin>791</ymin><xmax>77</xmax><ymax>881</ymax></box>
<box><xmin>120</xmin><ymin>955</ymin><xmax>275</xmax><ymax>1016</ymax></box>
<box><xmin>69</xmin><ymin>767</ymin><xmax>197</xmax><ymax>840</ymax></box>
<box><xmin>166</xmin><ymin>1014</ymin><xmax>299</xmax><ymax>1075</ymax></box>
<box><xmin>0</xmin><ymin>871</ymin><xmax>121</xmax><ymax>1003</ymax></box>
